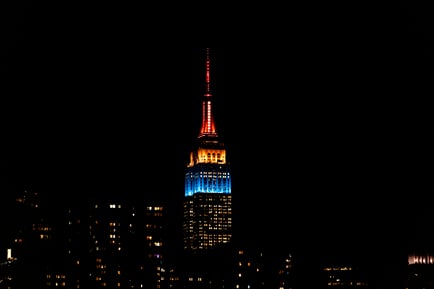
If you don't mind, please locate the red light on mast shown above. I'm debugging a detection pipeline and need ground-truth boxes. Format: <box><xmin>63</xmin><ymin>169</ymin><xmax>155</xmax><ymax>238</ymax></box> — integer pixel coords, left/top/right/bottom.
<box><xmin>199</xmin><ymin>48</ymin><xmax>217</xmax><ymax>137</ymax></box>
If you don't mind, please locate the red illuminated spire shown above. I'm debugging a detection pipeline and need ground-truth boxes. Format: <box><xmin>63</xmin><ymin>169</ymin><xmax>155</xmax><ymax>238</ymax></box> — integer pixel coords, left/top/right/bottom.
<box><xmin>199</xmin><ymin>48</ymin><xmax>217</xmax><ymax>138</ymax></box>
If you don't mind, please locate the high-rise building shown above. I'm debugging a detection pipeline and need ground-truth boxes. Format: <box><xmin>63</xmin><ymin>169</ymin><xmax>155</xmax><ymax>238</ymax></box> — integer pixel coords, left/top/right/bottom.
<box><xmin>180</xmin><ymin>48</ymin><xmax>234</xmax><ymax>288</ymax></box>
<box><xmin>183</xmin><ymin>48</ymin><xmax>232</xmax><ymax>252</ymax></box>
<box><xmin>65</xmin><ymin>197</ymin><xmax>169</xmax><ymax>288</ymax></box>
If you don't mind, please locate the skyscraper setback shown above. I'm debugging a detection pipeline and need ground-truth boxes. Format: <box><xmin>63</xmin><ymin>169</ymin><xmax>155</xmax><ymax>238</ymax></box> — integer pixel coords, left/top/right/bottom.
<box><xmin>183</xmin><ymin>48</ymin><xmax>232</xmax><ymax>252</ymax></box>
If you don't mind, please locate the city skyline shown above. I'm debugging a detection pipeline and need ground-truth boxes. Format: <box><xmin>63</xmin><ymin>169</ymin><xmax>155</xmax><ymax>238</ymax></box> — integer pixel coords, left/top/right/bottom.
<box><xmin>2</xmin><ymin>1</ymin><xmax>433</xmax><ymax>283</ymax></box>
<box><xmin>2</xmin><ymin>45</ymin><xmax>432</xmax><ymax>251</ymax></box>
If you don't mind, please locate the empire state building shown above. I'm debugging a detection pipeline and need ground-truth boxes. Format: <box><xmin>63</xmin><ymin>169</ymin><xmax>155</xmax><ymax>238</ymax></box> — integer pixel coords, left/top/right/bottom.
<box><xmin>183</xmin><ymin>48</ymin><xmax>232</xmax><ymax>252</ymax></box>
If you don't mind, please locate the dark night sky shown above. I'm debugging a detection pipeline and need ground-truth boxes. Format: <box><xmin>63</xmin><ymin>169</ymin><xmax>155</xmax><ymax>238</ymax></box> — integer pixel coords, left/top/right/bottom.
<box><xmin>1</xmin><ymin>0</ymin><xmax>433</xmax><ymax>266</ymax></box>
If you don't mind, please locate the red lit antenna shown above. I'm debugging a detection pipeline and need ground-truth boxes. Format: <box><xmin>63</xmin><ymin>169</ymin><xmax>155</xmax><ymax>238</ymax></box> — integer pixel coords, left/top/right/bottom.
<box><xmin>205</xmin><ymin>47</ymin><xmax>212</xmax><ymax>97</ymax></box>
<box><xmin>199</xmin><ymin>48</ymin><xmax>217</xmax><ymax>138</ymax></box>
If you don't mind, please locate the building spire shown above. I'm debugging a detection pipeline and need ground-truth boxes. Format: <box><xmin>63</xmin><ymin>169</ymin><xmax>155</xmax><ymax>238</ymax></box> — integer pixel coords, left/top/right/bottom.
<box><xmin>199</xmin><ymin>48</ymin><xmax>217</xmax><ymax>138</ymax></box>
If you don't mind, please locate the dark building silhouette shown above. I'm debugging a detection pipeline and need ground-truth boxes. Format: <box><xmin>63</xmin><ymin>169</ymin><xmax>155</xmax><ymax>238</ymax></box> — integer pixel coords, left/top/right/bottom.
<box><xmin>318</xmin><ymin>264</ymin><xmax>369</xmax><ymax>288</ymax></box>
<box><xmin>233</xmin><ymin>248</ymin><xmax>267</xmax><ymax>289</ymax></box>
<box><xmin>64</xmin><ymin>197</ymin><xmax>169</xmax><ymax>288</ymax></box>
<box><xmin>2</xmin><ymin>187</ymin><xmax>62</xmax><ymax>289</ymax></box>
<box><xmin>276</xmin><ymin>253</ymin><xmax>296</xmax><ymax>289</ymax></box>
<box><xmin>407</xmin><ymin>252</ymin><xmax>434</xmax><ymax>289</ymax></box>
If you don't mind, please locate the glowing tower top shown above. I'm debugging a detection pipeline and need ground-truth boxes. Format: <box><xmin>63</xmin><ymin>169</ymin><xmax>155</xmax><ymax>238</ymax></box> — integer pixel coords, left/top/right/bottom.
<box><xmin>199</xmin><ymin>47</ymin><xmax>218</xmax><ymax>138</ymax></box>
<box><xmin>183</xmin><ymin>48</ymin><xmax>232</xmax><ymax>253</ymax></box>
